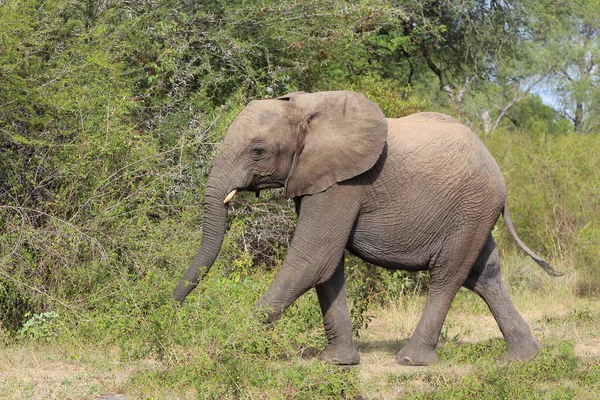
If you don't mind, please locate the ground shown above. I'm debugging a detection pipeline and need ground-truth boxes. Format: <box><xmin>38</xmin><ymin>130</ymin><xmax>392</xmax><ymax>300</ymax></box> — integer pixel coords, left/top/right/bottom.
<box><xmin>1</xmin><ymin>260</ymin><xmax>599</xmax><ymax>399</ymax></box>
<box><xmin>356</xmin><ymin>289</ymin><xmax>600</xmax><ymax>399</ymax></box>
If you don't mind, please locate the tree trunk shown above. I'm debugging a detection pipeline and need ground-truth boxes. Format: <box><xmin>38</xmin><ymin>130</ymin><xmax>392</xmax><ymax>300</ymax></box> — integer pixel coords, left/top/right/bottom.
<box><xmin>574</xmin><ymin>101</ymin><xmax>584</xmax><ymax>133</ymax></box>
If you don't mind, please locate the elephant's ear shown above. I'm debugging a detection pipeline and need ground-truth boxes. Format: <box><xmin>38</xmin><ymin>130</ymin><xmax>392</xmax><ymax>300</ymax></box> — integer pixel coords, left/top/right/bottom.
<box><xmin>279</xmin><ymin>91</ymin><xmax>388</xmax><ymax>198</ymax></box>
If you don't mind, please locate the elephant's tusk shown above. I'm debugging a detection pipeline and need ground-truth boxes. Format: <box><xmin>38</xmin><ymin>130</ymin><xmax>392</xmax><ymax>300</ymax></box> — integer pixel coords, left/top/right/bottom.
<box><xmin>223</xmin><ymin>189</ymin><xmax>238</xmax><ymax>204</ymax></box>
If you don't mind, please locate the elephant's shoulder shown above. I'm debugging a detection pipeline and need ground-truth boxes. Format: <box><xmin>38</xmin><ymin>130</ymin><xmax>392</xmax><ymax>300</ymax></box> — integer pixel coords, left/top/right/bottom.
<box><xmin>397</xmin><ymin>112</ymin><xmax>461</xmax><ymax>124</ymax></box>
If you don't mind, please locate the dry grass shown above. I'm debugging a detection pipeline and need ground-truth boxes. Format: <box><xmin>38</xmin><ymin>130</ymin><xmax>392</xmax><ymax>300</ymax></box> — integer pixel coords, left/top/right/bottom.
<box><xmin>355</xmin><ymin>254</ymin><xmax>600</xmax><ymax>399</ymax></box>
<box><xmin>0</xmin><ymin>344</ymin><xmax>148</xmax><ymax>400</ymax></box>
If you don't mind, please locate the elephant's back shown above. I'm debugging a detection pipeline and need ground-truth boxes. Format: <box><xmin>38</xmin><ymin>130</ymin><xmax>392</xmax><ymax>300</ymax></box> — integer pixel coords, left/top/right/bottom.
<box><xmin>372</xmin><ymin>113</ymin><xmax>506</xmax><ymax>234</ymax></box>
<box><xmin>385</xmin><ymin>114</ymin><xmax>505</xmax><ymax>194</ymax></box>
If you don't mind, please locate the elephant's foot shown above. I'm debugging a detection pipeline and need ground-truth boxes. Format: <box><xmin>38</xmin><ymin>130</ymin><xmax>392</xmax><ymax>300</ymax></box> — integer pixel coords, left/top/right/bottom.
<box><xmin>504</xmin><ymin>337</ymin><xmax>540</xmax><ymax>362</ymax></box>
<box><xmin>395</xmin><ymin>345</ymin><xmax>438</xmax><ymax>366</ymax></box>
<box><xmin>318</xmin><ymin>344</ymin><xmax>360</xmax><ymax>365</ymax></box>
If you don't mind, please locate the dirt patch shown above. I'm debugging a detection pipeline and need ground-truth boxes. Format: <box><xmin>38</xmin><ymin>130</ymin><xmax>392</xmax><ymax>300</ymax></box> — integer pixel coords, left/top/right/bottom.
<box><xmin>0</xmin><ymin>345</ymin><xmax>135</xmax><ymax>400</ymax></box>
<box><xmin>575</xmin><ymin>339</ymin><xmax>600</xmax><ymax>358</ymax></box>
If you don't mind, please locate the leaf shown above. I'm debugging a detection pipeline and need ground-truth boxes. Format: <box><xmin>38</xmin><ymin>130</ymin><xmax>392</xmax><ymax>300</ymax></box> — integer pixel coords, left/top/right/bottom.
<box><xmin>10</xmin><ymin>134</ymin><xmax>30</xmax><ymax>145</ymax></box>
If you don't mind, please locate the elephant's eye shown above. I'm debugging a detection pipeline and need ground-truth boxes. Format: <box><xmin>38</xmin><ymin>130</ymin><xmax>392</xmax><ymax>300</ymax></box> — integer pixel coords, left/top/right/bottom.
<box><xmin>250</xmin><ymin>144</ymin><xmax>266</xmax><ymax>159</ymax></box>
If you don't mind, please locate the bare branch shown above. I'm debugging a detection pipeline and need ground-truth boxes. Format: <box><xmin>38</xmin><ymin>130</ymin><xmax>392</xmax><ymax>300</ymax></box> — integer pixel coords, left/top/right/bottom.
<box><xmin>488</xmin><ymin>64</ymin><xmax>556</xmax><ymax>136</ymax></box>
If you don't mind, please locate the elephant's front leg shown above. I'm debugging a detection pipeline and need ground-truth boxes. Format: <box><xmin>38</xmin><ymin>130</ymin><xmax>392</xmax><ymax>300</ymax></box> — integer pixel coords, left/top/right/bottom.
<box><xmin>254</xmin><ymin>189</ymin><xmax>361</xmax><ymax>362</ymax></box>
<box><xmin>315</xmin><ymin>257</ymin><xmax>360</xmax><ymax>365</ymax></box>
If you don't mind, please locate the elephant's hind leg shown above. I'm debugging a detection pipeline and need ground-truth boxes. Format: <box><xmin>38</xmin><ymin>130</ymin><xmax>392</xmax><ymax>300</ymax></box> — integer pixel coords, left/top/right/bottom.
<box><xmin>396</xmin><ymin>249</ymin><xmax>480</xmax><ymax>365</ymax></box>
<box><xmin>463</xmin><ymin>234</ymin><xmax>540</xmax><ymax>362</ymax></box>
<box><xmin>395</xmin><ymin>225</ymin><xmax>497</xmax><ymax>366</ymax></box>
<box><xmin>315</xmin><ymin>257</ymin><xmax>360</xmax><ymax>365</ymax></box>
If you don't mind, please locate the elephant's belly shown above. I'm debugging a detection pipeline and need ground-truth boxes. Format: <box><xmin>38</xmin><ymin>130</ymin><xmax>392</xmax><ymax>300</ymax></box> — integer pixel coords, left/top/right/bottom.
<box><xmin>346</xmin><ymin>226</ymin><xmax>432</xmax><ymax>272</ymax></box>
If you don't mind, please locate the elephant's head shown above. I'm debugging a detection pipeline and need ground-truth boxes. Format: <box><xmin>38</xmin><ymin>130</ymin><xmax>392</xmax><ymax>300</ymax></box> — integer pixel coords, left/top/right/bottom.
<box><xmin>172</xmin><ymin>91</ymin><xmax>388</xmax><ymax>302</ymax></box>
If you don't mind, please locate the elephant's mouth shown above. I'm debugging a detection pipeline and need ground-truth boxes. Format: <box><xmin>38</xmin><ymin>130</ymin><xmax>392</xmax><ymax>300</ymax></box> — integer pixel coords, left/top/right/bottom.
<box><xmin>222</xmin><ymin>172</ymin><xmax>286</xmax><ymax>204</ymax></box>
<box><xmin>222</xmin><ymin>185</ymin><xmax>274</xmax><ymax>204</ymax></box>
<box><xmin>248</xmin><ymin>176</ymin><xmax>286</xmax><ymax>192</ymax></box>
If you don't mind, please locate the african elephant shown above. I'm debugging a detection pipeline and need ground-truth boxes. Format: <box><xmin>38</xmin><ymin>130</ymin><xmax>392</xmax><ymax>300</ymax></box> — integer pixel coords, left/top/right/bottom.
<box><xmin>173</xmin><ymin>91</ymin><xmax>560</xmax><ymax>366</ymax></box>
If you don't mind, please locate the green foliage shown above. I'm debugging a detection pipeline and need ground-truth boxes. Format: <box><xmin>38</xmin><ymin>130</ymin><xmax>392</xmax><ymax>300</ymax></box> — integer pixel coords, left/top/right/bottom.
<box><xmin>347</xmin><ymin>74</ymin><xmax>431</xmax><ymax>118</ymax></box>
<box><xmin>544</xmin><ymin>0</ymin><xmax>600</xmax><ymax>133</ymax></box>
<box><xmin>54</xmin><ymin>260</ymin><xmax>361</xmax><ymax>397</ymax></box>
<box><xmin>17</xmin><ymin>311</ymin><xmax>59</xmax><ymax>340</ymax></box>
<box><xmin>345</xmin><ymin>255</ymin><xmax>426</xmax><ymax>336</ymax></box>
<box><xmin>487</xmin><ymin>129</ymin><xmax>600</xmax><ymax>294</ymax></box>
<box><xmin>509</xmin><ymin>95</ymin><xmax>573</xmax><ymax>136</ymax></box>
<box><xmin>0</xmin><ymin>0</ymin><xmax>392</xmax><ymax>331</ymax></box>
<box><xmin>225</xmin><ymin>190</ymin><xmax>296</xmax><ymax>269</ymax></box>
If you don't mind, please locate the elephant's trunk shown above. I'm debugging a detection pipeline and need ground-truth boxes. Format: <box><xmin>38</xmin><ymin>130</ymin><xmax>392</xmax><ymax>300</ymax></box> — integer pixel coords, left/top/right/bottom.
<box><xmin>172</xmin><ymin>165</ymin><xmax>233</xmax><ymax>303</ymax></box>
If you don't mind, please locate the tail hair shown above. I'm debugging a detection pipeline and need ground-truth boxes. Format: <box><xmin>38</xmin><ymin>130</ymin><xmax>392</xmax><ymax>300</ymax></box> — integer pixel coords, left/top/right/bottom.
<box><xmin>503</xmin><ymin>202</ymin><xmax>563</xmax><ymax>277</ymax></box>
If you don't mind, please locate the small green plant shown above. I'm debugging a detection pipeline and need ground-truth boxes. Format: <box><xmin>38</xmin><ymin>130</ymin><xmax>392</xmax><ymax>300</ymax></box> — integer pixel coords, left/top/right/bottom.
<box><xmin>439</xmin><ymin>321</ymin><xmax>461</xmax><ymax>344</ymax></box>
<box><xmin>18</xmin><ymin>311</ymin><xmax>59</xmax><ymax>340</ymax></box>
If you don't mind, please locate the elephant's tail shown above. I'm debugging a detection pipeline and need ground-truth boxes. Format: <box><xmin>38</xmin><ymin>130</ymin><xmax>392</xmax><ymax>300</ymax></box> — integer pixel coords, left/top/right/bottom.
<box><xmin>502</xmin><ymin>202</ymin><xmax>563</xmax><ymax>277</ymax></box>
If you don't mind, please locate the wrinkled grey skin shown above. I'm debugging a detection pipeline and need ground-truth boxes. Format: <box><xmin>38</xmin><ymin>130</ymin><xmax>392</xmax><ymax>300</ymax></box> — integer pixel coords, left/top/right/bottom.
<box><xmin>173</xmin><ymin>91</ymin><xmax>560</xmax><ymax>366</ymax></box>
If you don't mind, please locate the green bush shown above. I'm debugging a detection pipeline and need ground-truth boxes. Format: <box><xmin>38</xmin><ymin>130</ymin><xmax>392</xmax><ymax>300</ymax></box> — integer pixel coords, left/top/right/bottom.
<box><xmin>57</xmin><ymin>256</ymin><xmax>362</xmax><ymax>397</ymax></box>
<box><xmin>487</xmin><ymin>130</ymin><xmax>600</xmax><ymax>294</ymax></box>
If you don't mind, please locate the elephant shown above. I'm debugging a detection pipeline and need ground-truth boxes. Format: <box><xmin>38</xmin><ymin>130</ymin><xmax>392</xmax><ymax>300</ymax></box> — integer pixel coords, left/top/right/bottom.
<box><xmin>173</xmin><ymin>90</ymin><xmax>561</xmax><ymax>366</ymax></box>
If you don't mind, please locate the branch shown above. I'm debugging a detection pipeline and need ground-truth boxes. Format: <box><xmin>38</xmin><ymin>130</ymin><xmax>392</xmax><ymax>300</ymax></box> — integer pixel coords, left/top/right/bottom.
<box><xmin>454</xmin><ymin>76</ymin><xmax>474</xmax><ymax>105</ymax></box>
<box><xmin>488</xmin><ymin>65</ymin><xmax>556</xmax><ymax>135</ymax></box>
<box><xmin>0</xmin><ymin>100</ymin><xmax>16</xmax><ymax>109</ymax></box>
<box><xmin>420</xmin><ymin>43</ymin><xmax>445</xmax><ymax>91</ymax></box>
<box><xmin>504</xmin><ymin>112</ymin><xmax>520</xmax><ymax>127</ymax></box>
<box><xmin>0</xmin><ymin>205</ymin><xmax>108</xmax><ymax>260</ymax></box>
<box><xmin>559</xmin><ymin>68</ymin><xmax>575</xmax><ymax>83</ymax></box>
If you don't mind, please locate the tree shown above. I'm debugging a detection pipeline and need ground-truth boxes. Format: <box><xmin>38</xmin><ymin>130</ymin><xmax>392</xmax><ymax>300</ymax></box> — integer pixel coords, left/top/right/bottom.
<box><xmin>546</xmin><ymin>0</ymin><xmax>600</xmax><ymax>133</ymax></box>
<box><xmin>365</xmin><ymin>1</ymin><xmax>532</xmax><ymax>112</ymax></box>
